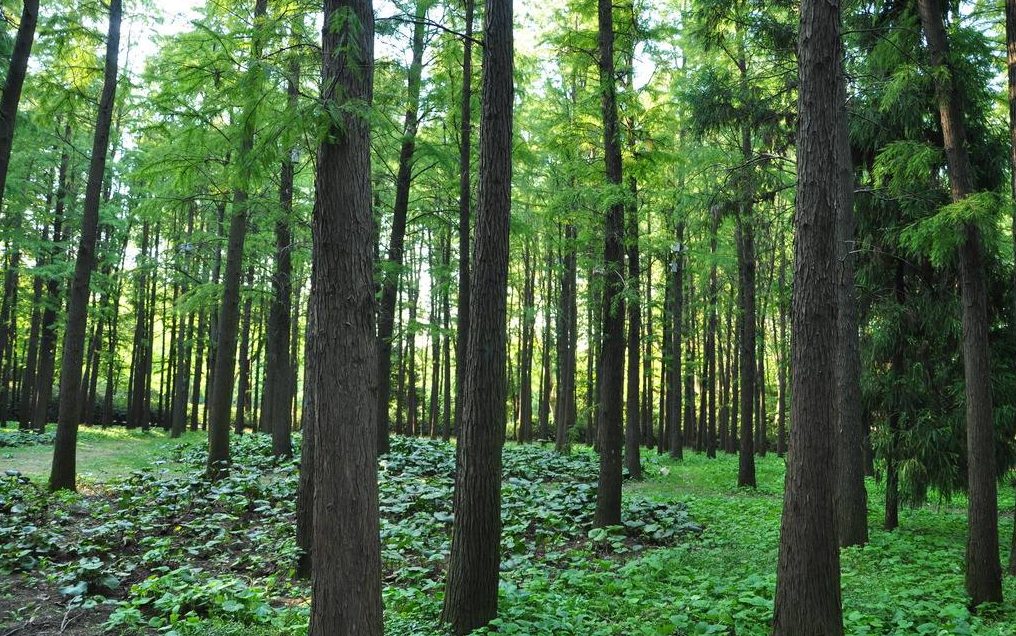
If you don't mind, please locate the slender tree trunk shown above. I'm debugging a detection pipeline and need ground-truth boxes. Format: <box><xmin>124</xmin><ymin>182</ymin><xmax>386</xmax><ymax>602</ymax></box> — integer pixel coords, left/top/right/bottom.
<box><xmin>441</xmin><ymin>0</ymin><xmax>513</xmax><ymax>627</ymax></box>
<box><xmin>736</xmin><ymin>221</ymin><xmax>757</xmax><ymax>486</ymax></box>
<box><xmin>1004</xmin><ymin>0</ymin><xmax>1016</xmax><ymax>577</ymax></box>
<box><xmin>49</xmin><ymin>0</ymin><xmax>121</xmax><ymax>491</ymax></box>
<box><xmin>555</xmin><ymin>224</ymin><xmax>577</xmax><ymax>452</ymax></box>
<box><xmin>307</xmin><ymin>0</ymin><xmax>382</xmax><ymax>630</ymax></box>
<box><xmin>376</xmin><ymin>0</ymin><xmax>428</xmax><ymax>453</ymax></box>
<box><xmin>262</xmin><ymin>55</ymin><xmax>298</xmax><ymax>457</ymax></box>
<box><xmin>885</xmin><ymin>260</ymin><xmax>904</xmax><ymax>532</ymax></box>
<box><xmin>593</xmin><ymin>0</ymin><xmax>626</xmax><ymax>527</ymax></box>
<box><xmin>518</xmin><ymin>241</ymin><xmax>536</xmax><ymax>442</ymax></box>
<box><xmin>705</xmin><ymin>208</ymin><xmax>719</xmax><ymax>459</ymax></box>
<box><xmin>454</xmin><ymin>0</ymin><xmax>475</xmax><ymax>439</ymax></box>
<box><xmin>17</xmin><ymin>269</ymin><xmax>43</xmax><ymax>430</ymax></box>
<box><xmin>537</xmin><ymin>246</ymin><xmax>553</xmax><ymax>441</ymax></box>
<box><xmin>834</xmin><ymin>78</ymin><xmax>868</xmax><ymax>547</ymax></box>
<box><xmin>0</xmin><ymin>0</ymin><xmax>39</xmax><ymax>208</ymax></box>
<box><xmin>917</xmin><ymin>0</ymin><xmax>1003</xmax><ymax>605</ymax></box>
<box><xmin>234</xmin><ymin>268</ymin><xmax>254</xmax><ymax>435</ymax></box>
<box><xmin>771</xmin><ymin>0</ymin><xmax>846</xmax><ymax>628</ymax></box>
<box><xmin>207</xmin><ymin>0</ymin><xmax>268</xmax><ymax>477</ymax></box>
<box><xmin>625</xmin><ymin>183</ymin><xmax>642</xmax><ymax>478</ymax></box>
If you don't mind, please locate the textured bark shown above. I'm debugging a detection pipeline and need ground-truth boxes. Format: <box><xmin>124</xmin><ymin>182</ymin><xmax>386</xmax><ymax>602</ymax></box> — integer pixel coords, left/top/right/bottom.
<box><xmin>307</xmin><ymin>0</ymin><xmax>382</xmax><ymax>631</ymax></box>
<box><xmin>537</xmin><ymin>247</ymin><xmax>553</xmax><ymax>441</ymax></box>
<box><xmin>455</xmin><ymin>0</ymin><xmax>475</xmax><ymax>438</ymax></box>
<box><xmin>771</xmin><ymin>0</ymin><xmax>845</xmax><ymax>628</ymax></box>
<box><xmin>207</xmin><ymin>0</ymin><xmax>268</xmax><ymax>477</ymax></box>
<box><xmin>593</xmin><ymin>0</ymin><xmax>626</xmax><ymax>528</ymax></box>
<box><xmin>376</xmin><ymin>0</ymin><xmax>428</xmax><ymax>453</ymax></box>
<box><xmin>917</xmin><ymin>0</ymin><xmax>1002</xmax><ymax>604</ymax></box>
<box><xmin>736</xmin><ymin>219</ymin><xmax>756</xmax><ymax>487</ymax></box>
<box><xmin>834</xmin><ymin>76</ymin><xmax>868</xmax><ymax>547</ymax></box>
<box><xmin>49</xmin><ymin>0</ymin><xmax>121</xmax><ymax>491</ymax></box>
<box><xmin>440</xmin><ymin>0</ymin><xmax>512</xmax><ymax>628</ymax></box>
<box><xmin>233</xmin><ymin>268</ymin><xmax>254</xmax><ymax>434</ymax></box>
<box><xmin>263</xmin><ymin>56</ymin><xmax>298</xmax><ymax>457</ymax></box>
<box><xmin>17</xmin><ymin>267</ymin><xmax>43</xmax><ymax>430</ymax></box>
<box><xmin>705</xmin><ymin>208</ymin><xmax>719</xmax><ymax>459</ymax></box>
<box><xmin>885</xmin><ymin>260</ymin><xmax>904</xmax><ymax>532</ymax></box>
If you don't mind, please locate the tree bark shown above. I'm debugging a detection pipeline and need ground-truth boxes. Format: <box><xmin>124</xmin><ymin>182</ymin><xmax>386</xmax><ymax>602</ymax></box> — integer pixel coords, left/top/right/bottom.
<box><xmin>593</xmin><ymin>0</ymin><xmax>626</xmax><ymax>527</ymax></box>
<box><xmin>440</xmin><ymin>0</ymin><xmax>513</xmax><ymax>628</ymax></box>
<box><xmin>307</xmin><ymin>0</ymin><xmax>382</xmax><ymax>631</ymax></box>
<box><xmin>834</xmin><ymin>74</ymin><xmax>868</xmax><ymax>547</ymax></box>
<box><xmin>555</xmin><ymin>224</ymin><xmax>577</xmax><ymax>452</ymax></box>
<box><xmin>625</xmin><ymin>184</ymin><xmax>642</xmax><ymax>478</ymax></box>
<box><xmin>668</xmin><ymin>222</ymin><xmax>683</xmax><ymax>458</ymax></box>
<box><xmin>917</xmin><ymin>0</ymin><xmax>1003</xmax><ymax>604</ymax></box>
<box><xmin>207</xmin><ymin>0</ymin><xmax>268</xmax><ymax>477</ymax></box>
<box><xmin>49</xmin><ymin>0</ymin><xmax>121</xmax><ymax>491</ymax></box>
<box><xmin>376</xmin><ymin>0</ymin><xmax>428</xmax><ymax>453</ymax></box>
<box><xmin>771</xmin><ymin>0</ymin><xmax>846</xmax><ymax>628</ymax></box>
<box><xmin>0</xmin><ymin>0</ymin><xmax>40</xmax><ymax>207</ymax></box>
<box><xmin>1004</xmin><ymin>0</ymin><xmax>1016</xmax><ymax>577</ymax></box>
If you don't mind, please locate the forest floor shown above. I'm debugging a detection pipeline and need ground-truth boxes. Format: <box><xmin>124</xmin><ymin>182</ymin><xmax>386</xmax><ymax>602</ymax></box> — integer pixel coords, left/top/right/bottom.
<box><xmin>1</xmin><ymin>426</ymin><xmax>1015</xmax><ymax>636</ymax></box>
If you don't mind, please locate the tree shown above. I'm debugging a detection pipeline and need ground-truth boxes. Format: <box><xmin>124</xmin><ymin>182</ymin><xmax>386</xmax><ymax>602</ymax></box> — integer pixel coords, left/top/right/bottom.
<box><xmin>593</xmin><ymin>0</ymin><xmax>626</xmax><ymax>528</ymax></box>
<box><xmin>916</xmin><ymin>0</ymin><xmax>1003</xmax><ymax>606</ymax></box>
<box><xmin>307</xmin><ymin>0</ymin><xmax>382</xmax><ymax>632</ymax></box>
<box><xmin>440</xmin><ymin>0</ymin><xmax>513</xmax><ymax>628</ymax></box>
<box><xmin>49</xmin><ymin>0</ymin><xmax>122</xmax><ymax>492</ymax></box>
<box><xmin>771</xmin><ymin>0</ymin><xmax>846</xmax><ymax>629</ymax></box>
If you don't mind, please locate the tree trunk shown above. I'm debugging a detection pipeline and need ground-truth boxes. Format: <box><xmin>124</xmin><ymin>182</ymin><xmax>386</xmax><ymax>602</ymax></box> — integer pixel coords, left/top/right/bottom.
<box><xmin>234</xmin><ymin>268</ymin><xmax>254</xmax><ymax>435</ymax></box>
<box><xmin>263</xmin><ymin>54</ymin><xmax>298</xmax><ymax>457</ymax></box>
<box><xmin>624</xmin><ymin>183</ymin><xmax>642</xmax><ymax>478</ymax></box>
<box><xmin>668</xmin><ymin>224</ymin><xmax>683</xmax><ymax>458</ymax></box>
<box><xmin>307</xmin><ymin>0</ymin><xmax>382</xmax><ymax>631</ymax></box>
<box><xmin>705</xmin><ymin>208</ymin><xmax>719</xmax><ymax>459</ymax></box>
<box><xmin>917</xmin><ymin>0</ymin><xmax>1003</xmax><ymax>605</ymax></box>
<box><xmin>207</xmin><ymin>0</ymin><xmax>268</xmax><ymax>477</ymax></box>
<box><xmin>0</xmin><ymin>0</ymin><xmax>39</xmax><ymax>206</ymax></box>
<box><xmin>555</xmin><ymin>224</ymin><xmax>577</xmax><ymax>453</ymax></box>
<box><xmin>376</xmin><ymin>0</ymin><xmax>428</xmax><ymax>453</ymax></box>
<box><xmin>440</xmin><ymin>0</ymin><xmax>513</xmax><ymax>628</ymax></box>
<box><xmin>454</xmin><ymin>0</ymin><xmax>475</xmax><ymax>439</ymax></box>
<box><xmin>518</xmin><ymin>241</ymin><xmax>536</xmax><ymax>442</ymax></box>
<box><xmin>736</xmin><ymin>219</ymin><xmax>757</xmax><ymax>487</ymax></box>
<box><xmin>771</xmin><ymin>0</ymin><xmax>846</xmax><ymax>628</ymax></box>
<box><xmin>1004</xmin><ymin>0</ymin><xmax>1016</xmax><ymax>578</ymax></box>
<box><xmin>49</xmin><ymin>0</ymin><xmax>121</xmax><ymax>491</ymax></box>
<box><xmin>295</xmin><ymin>298</ymin><xmax>315</xmax><ymax>580</ymax></box>
<box><xmin>593</xmin><ymin>0</ymin><xmax>626</xmax><ymax>528</ymax></box>
<box><xmin>834</xmin><ymin>77</ymin><xmax>868</xmax><ymax>547</ymax></box>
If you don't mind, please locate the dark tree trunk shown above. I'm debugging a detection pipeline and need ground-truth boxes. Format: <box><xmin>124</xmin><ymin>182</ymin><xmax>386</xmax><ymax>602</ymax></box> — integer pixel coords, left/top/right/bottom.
<box><xmin>307</xmin><ymin>0</ymin><xmax>382</xmax><ymax>631</ymax></box>
<box><xmin>917</xmin><ymin>0</ymin><xmax>1002</xmax><ymax>604</ymax></box>
<box><xmin>190</xmin><ymin>309</ymin><xmax>206</xmax><ymax>431</ymax></box>
<box><xmin>593</xmin><ymin>0</ymin><xmax>626</xmax><ymax>528</ymax></box>
<box><xmin>17</xmin><ymin>268</ymin><xmax>43</xmax><ymax>430</ymax></box>
<box><xmin>885</xmin><ymin>260</ymin><xmax>904</xmax><ymax>532</ymax></box>
<box><xmin>376</xmin><ymin>0</ymin><xmax>427</xmax><ymax>453</ymax></box>
<box><xmin>440</xmin><ymin>0</ymin><xmax>513</xmax><ymax>628</ymax></box>
<box><xmin>736</xmin><ymin>220</ymin><xmax>756</xmax><ymax>487</ymax></box>
<box><xmin>705</xmin><ymin>208</ymin><xmax>719</xmax><ymax>459</ymax></box>
<box><xmin>518</xmin><ymin>241</ymin><xmax>536</xmax><ymax>442</ymax></box>
<box><xmin>455</xmin><ymin>0</ymin><xmax>475</xmax><ymax>439</ymax></box>
<box><xmin>234</xmin><ymin>268</ymin><xmax>254</xmax><ymax>435</ymax></box>
<box><xmin>771</xmin><ymin>0</ymin><xmax>846</xmax><ymax>628</ymax></box>
<box><xmin>295</xmin><ymin>298</ymin><xmax>315</xmax><ymax>580</ymax></box>
<box><xmin>0</xmin><ymin>0</ymin><xmax>39</xmax><ymax>206</ymax></box>
<box><xmin>207</xmin><ymin>0</ymin><xmax>268</xmax><ymax>477</ymax></box>
<box><xmin>555</xmin><ymin>224</ymin><xmax>577</xmax><ymax>453</ymax></box>
<box><xmin>537</xmin><ymin>246</ymin><xmax>553</xmax><ymax>441</ymax></box>
<box><xmin>834</xmin><ymin>80</ymin><xmax>868</xmax><ymax>547</ymax></box>
<box><xmin>776</xmin><ymin>242</ymin><xmax>788</xmax><ymax>457</ymax></box>
<box><xmin>624</xmin><ymin>185</ymin><xmax>642</xmax><ymax>479</ymax></box>
<box><xmin>49</xmin><ymin>0</ymin><xmax>121</xmax><ymax>491</ymax></box>
<box><xmin>442</xmin><ymin>232</ymin><xmax>453</xmax><ymax>441</ymax></box>
<box><xmin>263</xmin><ymin>55</ymin><xmax>298</xmax><ymax>457</ymax></box>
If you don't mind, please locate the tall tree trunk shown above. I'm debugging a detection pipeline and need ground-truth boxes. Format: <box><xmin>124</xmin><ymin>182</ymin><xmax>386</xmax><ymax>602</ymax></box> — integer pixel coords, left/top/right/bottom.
<box><xmin>376</xmin><ymin>0</ymin><xmax>428</xmax><ymax>453</ymax></box>
<box><xmin>263</xmin><ymin>54</ymin><xmax>298</xmax><ymax>457</ymax></box>
<box><xmin>49</xmin><ymin>0</ymin><xmax>121</xmax><ymax>491</ymax></box>
<box><xmin>555</xmin><ymin>224</ymin><xmax>577</xmax><ymax>452</ymax></box>
<box><xmin>705</xmin><ymin>208</ymin><xmax>719</xmax><ymax>459</ymax></box>
<box><xmin>917</xmin><ymin>0</ymin><xmax>1003</xmax><ymax>605</ymax></box>
<box><xmin>537</xmin><ymin>245</ymin><xmax>553</xmax><ymax>441</ymax></box>
<box><xmin>834</xmin><ymin>77</ymin><xmax>868</xmax><ymax>547</ymax></box>
<box><xmin>295</xmin><ymin>298</ymin><xmax>315</xmax><ymax>580</ymax></box>
<box><xmin>594</xmin><ymin>0</ymin><xmax>626</xmax><ymax>527</ymax></box>
<box><xmin>885</xmin><ymin>260</ymin><xmax>904</xmax><ymax>532</ymax></box>
<box><xmin>625</xmin><ymin>183</ymin><xmax>642</xmax><ymax>478</ymax></box>
<box><xmin>17</xmin><ymin>266</ymin><xmax>43</xmax><ymax>430</ymax></box>
<box><xmin>0</xmin><ymin>0</ymin><xmax>39</xmax><ymax>207</ymax></box>
<box><xmin>668</xmin><ymin>224</ymin><xmax>684</xmax><ymax>458</ymax></box>
<box><xmin>518</xmin><ymin>241</ymin><xmax>535</xmax><ymax>442</ymax></box>
<box><xmin>307</xmin><ymin>0</ymin><xmax>382</xmax><ymax>630</ymax></box>
<box><xmin>454</xmin><ymin>0</ymin><xmax>475</xmax><ymax>438</ymax></box>
<box><xmin>234</xmin><ymin>268</ymin><xmax>254</xmax><ymax>434</ymax></box>
<box><xmin>771</xmin><ymin>0</ymin><xmax>846</xmax><ymax>628</ymax></box>
<box><xmin>440</xmin><ymin>0</ymin><xmax>512</xmax><ymax>627</ymax></box>
<box><xmin>207</xmin><ymin>0</ymin><xmax>268</xmax><ymax>477</ymax></box>
<box><xmin>736</xmin><ymin>221</ymin><xmax>757</xmax><ymax>487</ymax></box>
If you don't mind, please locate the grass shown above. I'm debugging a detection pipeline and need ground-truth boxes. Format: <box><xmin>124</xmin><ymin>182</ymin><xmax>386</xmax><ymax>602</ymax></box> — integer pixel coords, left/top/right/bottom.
<box><xmin>0</xmin><ymin>425</ymin><xmax>205</xmax><ymax>483</ymax></box>
<box><xmin>4</xmin><ymin>431</ymin><xmax>1016</xmax><ymax>635</ymax></box>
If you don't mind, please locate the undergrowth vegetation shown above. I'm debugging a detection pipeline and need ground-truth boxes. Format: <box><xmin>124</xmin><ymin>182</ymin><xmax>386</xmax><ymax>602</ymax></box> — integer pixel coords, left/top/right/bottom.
<box><xmin>2</xmin><ymin>433</ymin><xmax>1015</xmax><ymax>635</ymax></box>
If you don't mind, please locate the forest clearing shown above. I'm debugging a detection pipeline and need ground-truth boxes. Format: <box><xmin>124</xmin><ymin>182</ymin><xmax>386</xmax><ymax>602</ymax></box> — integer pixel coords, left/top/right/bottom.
<box><xmin>4</xmin><ymin>0</ymin><xmax>1016</xmax><ymax>633</ymax></box>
